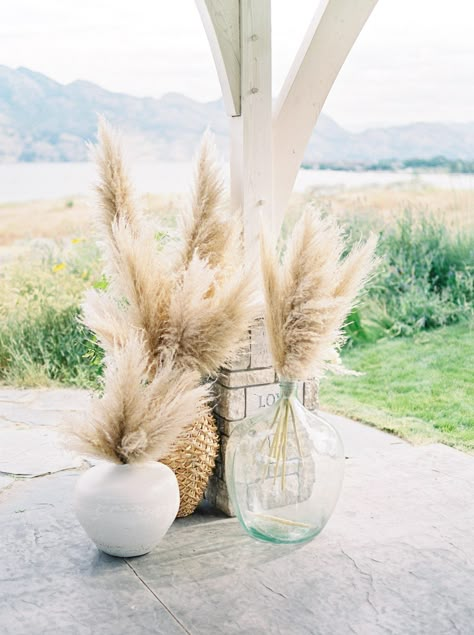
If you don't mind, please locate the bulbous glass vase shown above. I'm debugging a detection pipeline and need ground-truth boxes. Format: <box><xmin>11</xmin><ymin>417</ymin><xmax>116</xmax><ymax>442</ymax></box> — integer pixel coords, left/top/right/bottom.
<box><xmin>226</xmin><ymin>381</ymin><xmax>344</xmax><ymax>544</ymax></box>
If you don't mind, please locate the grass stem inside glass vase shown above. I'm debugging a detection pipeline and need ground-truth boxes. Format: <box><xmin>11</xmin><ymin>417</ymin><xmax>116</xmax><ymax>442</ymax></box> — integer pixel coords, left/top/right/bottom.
<box><xmin>262</xmin><ymin>382</ymin><xmax>304</xmax><ymax>492</ymax></box>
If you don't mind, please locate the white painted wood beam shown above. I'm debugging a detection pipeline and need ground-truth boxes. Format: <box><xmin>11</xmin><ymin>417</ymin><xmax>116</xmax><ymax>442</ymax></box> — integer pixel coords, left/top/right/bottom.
<box><xmin>273</xmin><ymin>0</ymin><xmax>379</xmax><ymax>227</ymax></box>
<box><xmin>195</xmin><ymin>0</ymin><xmax>241</xmax><ymax>116</ymax></box>
<box><xmin>231</xmin><ymin>0</ymin><xmax>273</xmax><ymax>254</ymax></box>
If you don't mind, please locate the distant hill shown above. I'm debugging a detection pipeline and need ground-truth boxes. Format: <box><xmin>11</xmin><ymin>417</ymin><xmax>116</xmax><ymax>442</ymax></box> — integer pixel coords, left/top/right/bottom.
<box><xmin>1</xmin><ymin>65</ymin><xmax>474</xmax><ymax>163</ymax></box>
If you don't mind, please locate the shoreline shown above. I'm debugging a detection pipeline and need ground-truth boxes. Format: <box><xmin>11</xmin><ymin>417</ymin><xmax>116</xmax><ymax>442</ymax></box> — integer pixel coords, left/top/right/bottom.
<box><xmin>1</xmin><ymin>163</ymin><xmax>473</xmax><ymax>205</ymax></box>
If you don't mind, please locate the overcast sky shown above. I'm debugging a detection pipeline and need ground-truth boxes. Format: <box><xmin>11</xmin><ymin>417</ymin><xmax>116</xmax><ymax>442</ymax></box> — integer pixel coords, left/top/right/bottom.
<box><xmin>1</xmin><ymin>0</ymin><xmax>473</xmax><ymax>130</ymax></box>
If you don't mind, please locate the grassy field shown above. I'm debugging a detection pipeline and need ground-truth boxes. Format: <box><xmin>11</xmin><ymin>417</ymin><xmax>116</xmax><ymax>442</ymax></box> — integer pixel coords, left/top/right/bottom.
<box><xmin>289</xmin><ymin>181</ymin><xmax>474</xmax><ymax>232</ymax></box>
<box><xmin>0</xmin><ymin>193</ymin><xmax>183</xmax><ymax>266</ymax></box>
<box><xmin>0</xmin><ymin>193</ymin><xmax>183</xmax><ymax>243</ymax></box>
<box><xmin>0</xmin><ymin>182</ymin><xmax>472</xmax><ymax>451</ymax></box>
<box><xmin>320</xmin><ymin>322</ymin><xmax>474</xmax><ymax>453</ymax></box>
<box><xmin>1</xmin><ymin>181</ymin><xmax>473</xmax><ymax>247</ymax></box>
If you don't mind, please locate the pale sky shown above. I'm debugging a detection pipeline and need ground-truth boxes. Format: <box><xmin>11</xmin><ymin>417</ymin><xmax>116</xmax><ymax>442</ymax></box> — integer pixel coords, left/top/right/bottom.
<box><xmin>1</xmin><ymin>0</ymin><xmax>473</xmax><ymax>130</ymax></box>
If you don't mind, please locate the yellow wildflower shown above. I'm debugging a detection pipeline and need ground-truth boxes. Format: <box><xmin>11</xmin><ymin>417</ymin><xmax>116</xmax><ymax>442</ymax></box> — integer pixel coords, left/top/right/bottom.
<box><xmin>52</xmin><ymin>263</ymin><xmax>66</xmax><ymax>273</ymax></box>
<box><xmin>71</xmin><ymin>238</ymin><xmax>84</xmax><ymax>245</ymax></box>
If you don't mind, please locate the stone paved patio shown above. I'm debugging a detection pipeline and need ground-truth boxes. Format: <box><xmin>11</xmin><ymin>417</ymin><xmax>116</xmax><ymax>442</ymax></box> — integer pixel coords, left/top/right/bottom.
<box><xmin>0</xmin><ymin>388</ymin><xmax>473</xmax><ymax>634</ymax></box>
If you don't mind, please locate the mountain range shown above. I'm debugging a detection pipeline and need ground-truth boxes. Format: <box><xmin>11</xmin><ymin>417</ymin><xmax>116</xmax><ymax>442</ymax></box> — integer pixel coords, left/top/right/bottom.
<box><xmin>1</xmin><ymin>65</ymin><xmax>474</xmax><ymax>164</ymax></box>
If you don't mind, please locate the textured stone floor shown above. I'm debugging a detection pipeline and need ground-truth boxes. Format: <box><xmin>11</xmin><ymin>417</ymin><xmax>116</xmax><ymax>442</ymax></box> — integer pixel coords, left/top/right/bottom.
<box><xmin>0</xmin><ymin>388</ymin><xmax>473</xmax><ymax>634</ymax></box>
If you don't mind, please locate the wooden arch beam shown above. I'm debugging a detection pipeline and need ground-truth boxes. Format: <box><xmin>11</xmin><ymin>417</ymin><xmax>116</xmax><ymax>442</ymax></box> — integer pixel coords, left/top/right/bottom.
<box><xmin>273</xmin><ymin>0</ymin><xmax>378</xmax><ymax>227</ymax></box>
<box><xmin>197</xmin><ymin>0</ymin><xmax>379</xmax><ymax>242</ymax></box>
<box><xmin>195</xmin><ymin>0</ymin><xmax>241</xmax><ymax>116</ymax></box>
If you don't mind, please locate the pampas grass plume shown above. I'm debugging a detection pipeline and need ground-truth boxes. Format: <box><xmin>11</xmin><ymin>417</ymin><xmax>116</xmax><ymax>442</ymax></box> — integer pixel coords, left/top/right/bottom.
<box><xmin>261</xmin><ymin>210</ymin><xmax>377</xmax><ymax>381</ymax></box>
<box><xmin>92</xmin><ymin>117</ymin><xmax>141</xmax><ymax>241</ymax></box>
<box><xmin>177</xmin><ymin>130</ymin><xmax>241</xmax><ymax>273</ymax></box>
<box><xmin>162</xmin><ymin>255</ymin><xmax>260</xmax><ymax>375</ymax></box>
<box><xmin>67</xmin><ymin>332</ymin><xmax>210</xmax><ymax>464</ymax></box>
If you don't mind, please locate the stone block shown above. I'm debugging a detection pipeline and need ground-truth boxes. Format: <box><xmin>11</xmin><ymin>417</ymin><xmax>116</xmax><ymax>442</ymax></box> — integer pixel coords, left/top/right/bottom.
<box><xmin>221</xmin><ymin>337</ymin><xmax>251</xmax><ymax>371</ymax></box>
<box><xmin>298</xmin><ymin>453</ymin><xmax>316</xmax><ymax>502</ymax></box>
<box><xmin>246</xmin><ymin>382</ymin><xmax>280</xmax><ymax>417</ymax></box>
<box><xmin>250</xmin><ymin>320</ymin><xmax>272</xmax><ymax>368</ymax></box>
<box><xmin>246</xmin><ymin>382</ymin><xmax>304</xmax><ymax>418</ymax></box>
<box><xmin>218</xmin><ymin>435</ymin><xmax>230</xmax><ymax>479</ymax></box>
<box><xmin>205</xmin><ymin>474</ymin><xmax>218</xmax><ymax>508</ymax></box>
<box><xmin>247</xmin><ymin>473</ymin><xmax>300</xmax><ymax>512</ymax></box>
<box><xmin>303</xmin><ymin>378</ymin><xmax>320</xmax><ymax>411</ymax></box>
<box><xmin>213</xmin><ymin>384</ymin><xmax>246</xmax><ymax>421</ymax></box>
<box><xmin>219</xmin><ymin>367</ymin><xmax>275</xmax><ymax>388</ymax></box>
<box><xmin>214</xmin><ymin>412</ymin><xmax>241</xmax><ymax>437</ymax></box>
<box><xmin>215</xmin><ymin>480</ymin><xmax>234</xmax><ymax>517</ymax></box>
<box><xmin>213</xmin><ymin>457</ymin><xmax>223</xmax><ymax>480</ymax></box>
<box><xmin>205</xmin><ymin>475</ymin><xmax>234</xmax><ymax>517</ymax></box>
<box><xmin>213</xmin><ymin>326</ymin><xmax>320</xmax><ymax>516</ymax></box>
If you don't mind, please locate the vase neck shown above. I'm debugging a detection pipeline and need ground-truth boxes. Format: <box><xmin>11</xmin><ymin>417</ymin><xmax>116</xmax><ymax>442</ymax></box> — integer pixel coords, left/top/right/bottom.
<box><xmin>279</xmin><ymin>380</ymin><xmax>298</xmax><ymax>399</ymax></box>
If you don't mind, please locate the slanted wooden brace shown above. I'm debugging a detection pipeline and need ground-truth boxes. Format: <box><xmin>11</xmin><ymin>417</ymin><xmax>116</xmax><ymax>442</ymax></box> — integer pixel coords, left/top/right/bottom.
<box><xmin>196</xmin><ymin>0</ymin><xmax>378</xmax><ymax>515</ymax></box>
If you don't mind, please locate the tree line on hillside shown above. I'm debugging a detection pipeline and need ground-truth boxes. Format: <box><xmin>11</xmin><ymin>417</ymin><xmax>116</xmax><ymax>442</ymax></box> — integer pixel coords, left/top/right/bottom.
<box><xmin>302</xmin><ymin>156</ymin><xmax>474</xmax><ymax>173</ymax></box>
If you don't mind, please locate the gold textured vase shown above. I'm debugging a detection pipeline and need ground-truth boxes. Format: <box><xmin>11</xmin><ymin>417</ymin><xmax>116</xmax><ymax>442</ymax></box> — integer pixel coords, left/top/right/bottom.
<box><xmin>162</xmin><ymin>412</ymin><xmax>219</xmax><ymax>517</ymax></box>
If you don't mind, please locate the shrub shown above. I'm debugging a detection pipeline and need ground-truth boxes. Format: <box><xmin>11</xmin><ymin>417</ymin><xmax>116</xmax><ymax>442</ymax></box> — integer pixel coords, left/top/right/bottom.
<box><xmin>0</xmin><ymin>239</ymin><xmax>103</xmax><ymax>387</ymax></box>
<box><xmin>1</xmin><ymin>207</ymin><xmax>472</xmax><ymax>387</ymax></box>
<box><xmin>345</xmin><ymin>211</ymin><xmax>474</xmax><ymax>343</ymax></box>
<box><xmin>0</xmin><ymin>305</ymin><xmax>102</xmax><ymax>387</ymax></box>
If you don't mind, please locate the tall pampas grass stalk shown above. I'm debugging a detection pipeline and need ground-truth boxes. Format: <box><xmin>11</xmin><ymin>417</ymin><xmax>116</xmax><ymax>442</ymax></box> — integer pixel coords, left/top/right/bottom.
<box><xmin>89</xmin><ymin>120</ymin><xmax>174</xmax><ymax>352</ymax></box>
<box><xmin>165</xmin><ymin>130</ymin><xmax>258</xmax><ymax>373</ymax></box>
<box><xmin>92</xmin><ymin>117</ymin><xmax>142</xmax><ymax>242</ymax></box>
<box><xmin>260</xmin><ymin>209</ymin><xmax>377</xmax><ymax>487</ymax></box>
<box><xmin>261</xmin><ymin>209</ymin><xmax>377</xmax><ymax>381</ymax></box>
<box><xmin>176</xmin><ymin>130</ymin><xmax>241</xmax><ymax>273</ymax></box>
<box><xmin>67</xmin><ymin>332</ymin><xmax>210</xmax><ymax>464</ymax></box>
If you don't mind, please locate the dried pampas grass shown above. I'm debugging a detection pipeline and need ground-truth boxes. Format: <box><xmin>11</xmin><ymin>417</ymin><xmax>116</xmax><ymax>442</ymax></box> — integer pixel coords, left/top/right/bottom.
<box><xmin>83</xmin><ymin>120</ymin><xmax>257</xmax><ymax>379</ymax></box>
<box><xmin>261</xmin><ymin>210</ymin><xmax>377</xmax><ymax>381</ymax></box>
<box><xmin>92</xmin><ymin>118</ymin><xmax>142</xmax><ymax>242</ymax></box>
<box><xmin>67</xmin><ymin>332</ymin><xmax>210</xmax><ymax>464</ymax></box>
<box><xmin>73</xmin><ymin>120</ymin><xmax>258</xmax><ymax>473</ymax></box>
<box><xmin>161</xmin><ymin>256</ymin><xmax>259</xmax><ymax>376</ymax></box>
<box><xmin>176</xmin><ymin>131</ymin><xmax>241</xmax><ymax>273</ymax></box>
<box><xmin>80</xmin><ymin>288</ymin><xmax>131</xmax><ymax>354</ymax></box>
<box><xmin>80</xmin><ymin>218</ymin><xmax>173</xmax><ymax>369</ymax></box>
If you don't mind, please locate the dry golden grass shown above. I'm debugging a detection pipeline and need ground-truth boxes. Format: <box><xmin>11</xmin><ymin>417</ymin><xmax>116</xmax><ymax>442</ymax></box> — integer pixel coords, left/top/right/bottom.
<box><xmin>0</xmin><ymin>198</ymin><xmax>92</xmax><ymax>246</ymax></box>
<box><xmin>64</xmin><ymin>124</ymin><xmax>260</xmax><ymax>464</ymax></box>
<box><xmin>1</xmin><ymin>182</ymin><xmax>472</xmax><ymax>257</ymax></box>
<box><xmin>296</xmin><ymin>183</ymin><xmax>474</xmax><ymax>231</ymax></box>
<box><xmin>0</xmin><ymin>194</ymin><xmax>185</xmax><ymax>247</ymax></box>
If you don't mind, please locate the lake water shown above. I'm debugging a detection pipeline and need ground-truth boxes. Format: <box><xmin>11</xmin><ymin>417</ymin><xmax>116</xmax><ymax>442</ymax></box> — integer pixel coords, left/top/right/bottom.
<box><xmin>0</xmin><ymin>162</ymin><xmax>473</xmax><ymax>203</ymax></box>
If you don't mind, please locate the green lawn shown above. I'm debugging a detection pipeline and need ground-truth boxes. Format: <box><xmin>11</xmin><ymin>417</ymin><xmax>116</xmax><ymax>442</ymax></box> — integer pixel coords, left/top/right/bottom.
<box><xmin>319</xmin><ymin>322</ymin><xmax>474</xmax><ymax>453</ymax></box>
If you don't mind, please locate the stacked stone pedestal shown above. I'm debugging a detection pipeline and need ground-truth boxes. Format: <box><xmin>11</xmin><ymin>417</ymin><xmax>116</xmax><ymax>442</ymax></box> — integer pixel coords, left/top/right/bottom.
<box><xmin>205</xmin><ymin>319</ymin><xmax>319</xmax><ymax>516</ymax></box>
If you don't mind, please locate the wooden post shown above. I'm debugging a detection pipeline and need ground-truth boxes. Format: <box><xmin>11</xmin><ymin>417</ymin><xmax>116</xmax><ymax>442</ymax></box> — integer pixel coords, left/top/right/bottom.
<box><xmin>233</xmin><ymin>0</ymin><xmax>273</xmax><ymax>254</ymax></box>
<box><xmin>196</xmin><ymin>0</ymin><xmax>378</xmax><ymax>514</ymax></box>
<box><xmin>196</xmin><ymin>0</ymin><xmax>273</xmax><ymax>252</ymax></box>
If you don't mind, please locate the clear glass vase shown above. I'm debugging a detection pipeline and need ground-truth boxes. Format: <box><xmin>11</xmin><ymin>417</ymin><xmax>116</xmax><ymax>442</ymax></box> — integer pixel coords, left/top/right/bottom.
<box><xmin>226</xmin><ymin>380</ymin><xmax>344</xmax><ymax>544</ymax></box>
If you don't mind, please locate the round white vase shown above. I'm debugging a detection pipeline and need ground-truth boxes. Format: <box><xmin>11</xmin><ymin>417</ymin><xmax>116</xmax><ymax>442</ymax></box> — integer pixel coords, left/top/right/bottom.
<box><xmin>75</xmin><ymin>461</ymin><xmax>179</xmax><ymax>557</ymax></box>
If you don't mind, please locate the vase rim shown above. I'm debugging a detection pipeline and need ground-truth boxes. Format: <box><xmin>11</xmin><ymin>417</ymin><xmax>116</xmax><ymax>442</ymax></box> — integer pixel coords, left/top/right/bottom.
<box><xmin>92</xmin><ymin>460</ymin><xmax>169</xmax><ymax>471</ymax></box>
<box><xmin>278</xmin><ymin>378</ymin><xmax>298</xmax><ymax>398</ymax></box>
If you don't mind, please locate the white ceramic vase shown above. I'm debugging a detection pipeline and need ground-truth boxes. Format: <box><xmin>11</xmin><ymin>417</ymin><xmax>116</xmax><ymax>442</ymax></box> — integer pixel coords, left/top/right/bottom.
<box><xmin>75</xmin><ymin>461</ymin><xmax>179</xmax><ymax>557</ymax></box>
